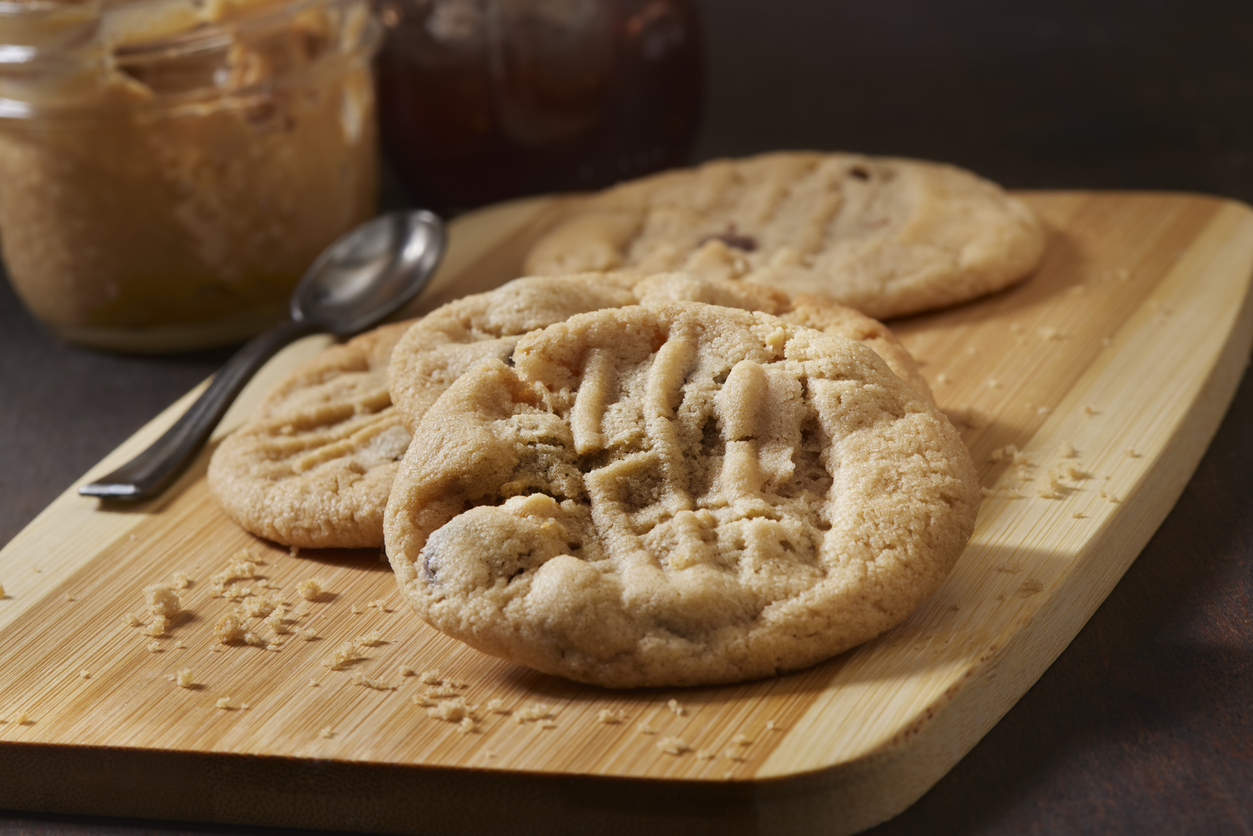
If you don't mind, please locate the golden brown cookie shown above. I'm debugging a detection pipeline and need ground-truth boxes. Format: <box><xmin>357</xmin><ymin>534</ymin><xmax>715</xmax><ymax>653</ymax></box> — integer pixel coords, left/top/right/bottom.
<box><xmin>207</xmin><ymin>320</ymin><xmax>414</xmax><ymax>549</ymax></box>
<box><xmin>384</xmin><ymin>302</ymin><xmax>979</xmax><ymax>688</ymax></box>
<box><xmin>523</xmin><ymin>151</ymin><xmax>1045</xmax><ymax>319</ymax></box>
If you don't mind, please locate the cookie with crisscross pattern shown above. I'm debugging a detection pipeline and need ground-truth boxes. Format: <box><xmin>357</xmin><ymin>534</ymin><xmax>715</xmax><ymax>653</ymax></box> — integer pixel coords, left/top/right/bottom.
<box><xmin>383</xmin><ymin>302</ymin><xmax>978</xmax><ymax>687</ymax></box>
<box><xmin>522</xmin><ymin>151</ymin><xmax>1045</xmax><ymax>319</ymax></box>
<box><xmin>208</xmin><ymin>320</ymin><xmax>414</xmax><ymax>549</ymax></box>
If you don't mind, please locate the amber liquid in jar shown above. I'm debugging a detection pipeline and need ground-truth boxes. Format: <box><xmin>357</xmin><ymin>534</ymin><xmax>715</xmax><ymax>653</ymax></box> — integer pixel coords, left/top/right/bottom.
<box><xmin>375</xmin><ymin>0</ymin><xmax>703</xmax><ymax>213</ymax></box>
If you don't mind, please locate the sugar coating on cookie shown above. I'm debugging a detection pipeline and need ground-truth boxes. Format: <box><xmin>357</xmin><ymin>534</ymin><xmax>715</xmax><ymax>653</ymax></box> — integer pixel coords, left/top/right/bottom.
<box><xmin>208</xmin><ymin>321</ymin><xmax>414</xmax><ymax>549</ymax></box>
<box><xmin>522</xmin><ymin>151</ymin><xmax>1046</xmax><ymax>319</ymax></box>
<box><xmin>384</xmin><ymin>303</ymin><xmax>979</xmax><ymax>688</ymax></box>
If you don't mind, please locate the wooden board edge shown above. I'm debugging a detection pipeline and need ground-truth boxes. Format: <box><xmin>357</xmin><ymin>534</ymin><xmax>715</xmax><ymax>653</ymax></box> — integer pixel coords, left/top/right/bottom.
<box><xmin>752</xmin><ymin>196</ymin><xmax>1253</xmax><ymax>834</ymax></box>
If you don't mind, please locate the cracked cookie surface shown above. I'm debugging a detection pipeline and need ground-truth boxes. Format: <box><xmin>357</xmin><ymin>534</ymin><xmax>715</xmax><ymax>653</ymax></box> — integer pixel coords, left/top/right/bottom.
<box><xmin>522</xmin><ymin>151</ymin><xmax>1046</xmax><ymax>320</ymax></box>
<box><xmin>388</xmin><ymin>271</ymin><xmax>932</xmax><ymax>435</ymax></box>
<box><xmin>384</xmin><ymin>302</ymin><xmax>979</xmax><ymax>688</ymax></box>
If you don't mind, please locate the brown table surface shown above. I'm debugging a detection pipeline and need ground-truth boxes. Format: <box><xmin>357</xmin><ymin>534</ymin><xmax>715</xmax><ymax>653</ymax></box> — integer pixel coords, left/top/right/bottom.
<box><xmin>3</xmin><ymin>1</ymin><xmax>1252</xmax><ymax>833</ymax></box>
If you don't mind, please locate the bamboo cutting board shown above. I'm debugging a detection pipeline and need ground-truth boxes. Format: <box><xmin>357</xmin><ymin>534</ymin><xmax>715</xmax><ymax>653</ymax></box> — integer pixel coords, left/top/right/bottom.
<box><xmin>1</xmin><ymin>191</ymin><xmax>1251</xmax><ymax>836</ymax></box>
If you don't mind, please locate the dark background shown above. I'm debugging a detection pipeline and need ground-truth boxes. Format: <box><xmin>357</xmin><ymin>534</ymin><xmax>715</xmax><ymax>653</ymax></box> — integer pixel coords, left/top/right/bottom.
<box><xmin>2</xmin><ymin>1</ymin><xmax>1252</xmax><ymax>833</ymax></box>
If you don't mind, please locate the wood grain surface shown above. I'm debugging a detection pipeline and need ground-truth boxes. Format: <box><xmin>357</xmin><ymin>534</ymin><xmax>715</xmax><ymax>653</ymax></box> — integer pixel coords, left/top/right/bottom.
<box><xmin>0</xmin><ymin>191</ymin><xmax>1250</xmax><ymax>836</ymax></box>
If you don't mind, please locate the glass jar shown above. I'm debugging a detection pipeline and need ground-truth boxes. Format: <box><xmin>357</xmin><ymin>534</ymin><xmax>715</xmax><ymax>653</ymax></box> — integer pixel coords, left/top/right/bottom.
<box><xmin>0</xmin><ymin>0</ymin><xmax>382</xmax><ymax>352</ymax></box>
<box><xmin>374</xmin><ymin>0</ymin><xmax>703</xmax><ymax>214</ymax></box>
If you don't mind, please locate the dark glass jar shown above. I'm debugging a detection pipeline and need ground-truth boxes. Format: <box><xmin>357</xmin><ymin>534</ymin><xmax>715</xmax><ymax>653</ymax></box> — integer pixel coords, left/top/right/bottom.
<box><xmin>374</xmin><ymin>0</ymin><xmax>703</xmax><ymax>213</ymax></box>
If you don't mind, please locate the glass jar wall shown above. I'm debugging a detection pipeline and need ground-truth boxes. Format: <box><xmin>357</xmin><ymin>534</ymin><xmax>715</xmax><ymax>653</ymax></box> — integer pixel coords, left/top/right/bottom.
<box><xmin>0</xmin><ymin>0</ymin><xmax>382</xmax><ymax>352</ymax></box>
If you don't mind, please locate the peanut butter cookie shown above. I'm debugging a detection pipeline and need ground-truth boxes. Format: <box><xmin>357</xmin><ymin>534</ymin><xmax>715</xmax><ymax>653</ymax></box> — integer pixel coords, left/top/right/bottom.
<box><xmin>208</xmin><ymin>321</ymin><xmax>414</xmax><ymax>549</ymax></box>
<box><xmin>384</xmin><ymin>302</ymin><xmax>979</xmax><ymax>687</ymax></box>
<box><xmin>523</xmin><ymin>152</ymin><xmax>1045</xmax><ymax>319</ymax></box>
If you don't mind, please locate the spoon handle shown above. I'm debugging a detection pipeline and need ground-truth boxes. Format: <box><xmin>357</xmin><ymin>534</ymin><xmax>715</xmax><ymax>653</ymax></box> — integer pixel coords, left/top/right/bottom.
<box><xmin>79</xmin><ymin>318</ymin><xmax>320</xmax><ymax>501</ymax></box>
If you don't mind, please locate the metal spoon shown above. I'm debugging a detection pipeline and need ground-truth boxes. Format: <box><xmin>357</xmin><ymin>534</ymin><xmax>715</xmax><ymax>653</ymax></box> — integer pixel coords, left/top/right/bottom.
<box><xmin>79</xmin><ymin>209</ymin><xmax>447</xmax><ymax>501</ymax></box>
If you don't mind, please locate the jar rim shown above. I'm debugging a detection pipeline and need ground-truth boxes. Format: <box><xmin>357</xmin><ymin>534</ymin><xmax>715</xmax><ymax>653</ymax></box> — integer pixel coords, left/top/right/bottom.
<box><xmin>0</xmin><ymin>0</ymin><xmax>370</xmax><ymax>61</ymax></box>
<box><xmin>0</xmin><ymin>0</ymin><xmax>380</xmax><ymax>119</ymax></box>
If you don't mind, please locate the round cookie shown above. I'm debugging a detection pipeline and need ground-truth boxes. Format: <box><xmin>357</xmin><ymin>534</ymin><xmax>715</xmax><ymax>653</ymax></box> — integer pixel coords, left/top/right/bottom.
<box><xmin>389</xmin><ymin>271</ymin><xmax>932</xmax><ymax>435</ymax></box>
<box><xmin>522</xmin><ymin>151</ymin><xmax>1046</xmax><ymax>320</ymax></box>
<box><xmin>384</xmin><ymin>302</ymin><xmax>979</xmax><ymax>688</ymax></box>
<box><xmin>208</xmin><ymin>320</ymin><xmax>415</xmax><ymax>549</ymax></box>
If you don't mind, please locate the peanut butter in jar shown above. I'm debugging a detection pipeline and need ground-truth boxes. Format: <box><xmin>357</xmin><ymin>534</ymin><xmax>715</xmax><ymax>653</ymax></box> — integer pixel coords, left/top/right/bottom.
<box><xmin>0</xmin><ymin>0</ymin><xmax>381</xmax><ymax>352</ymax></box>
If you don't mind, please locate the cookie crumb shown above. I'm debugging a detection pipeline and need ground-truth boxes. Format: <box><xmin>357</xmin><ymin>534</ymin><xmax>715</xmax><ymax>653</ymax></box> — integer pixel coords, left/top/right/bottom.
<box><xmin>658</xmin><ymin>737</ymin><xmax>690</xmax><ymax>756</ymax></box>
<box><xmin>484</xmin><ymin>699</ymin><xmax>510</xmax><ymax>715</ymax></box>
<box><xmin>78</xmin><ymin>669</ymin><xmax>90</xmax><ymax>679</ymax></box>
<box><xmin>1126</xmin><ymin>448</ymin><xmax>1141</xmax><ymax>458</ymax></box>
<box><xmin>398</xmin><ymin>665</ymin><xmax>416</xmax><ymax>678</ymax></box>
<box><xmin>354</xmin><ymin>630</ymin><xmax>385</xmax><ymax>647</ymax></box>
<box><xmin>146</xmin><ymin>641</ymin><xmax>161</xmax><ymax>652</ymax></box>
<box><xmin>210</xmin><ymin>553</ymin><xmax>258</xmax><ymax>593</ymax></box>
<box><xmin>367</xmin><ymin>599</ymin><xmax>391</xmax><ymax>612</ymax></box>
<box><xmin>596</xmin><ymin>709</ymin><xmax>627</xmax><ymax>725</ymax></box>
<box><xmin>349</xmin><ymin>671</ymin><xmax>397</xmax><ymax>691</ymax></box>
<box><xmin>637</xmin><ymin>723</ymin><xmax>657</xmax><ymax>735</ymax></box>
<box><xmin>1083</xmin><ymin>405</ymin><xmax>1100</xmax><ymax>416</ymax></box>
<box><xmin>1058</xmin><ymin>442</ymin><xmax>1078</xmax><ymax>458</ymax></box>
<box><xmin>297</xmin><ymin>627</ymin><xmax>318</xmax><ymax>641</ymax></box>
<box><xmin>695</xmin><ymin>749</ymin><xmax>717</xmax><ymax>760</ymax></box>
<box><xmin>1072</xmin><ymin>511</ymin><xmax>1086</xmax><ymax>519</ymax></box>
<box><xmin>427</xmin><ymin>696</ymin><xmax>478</xmax><ymax>726</ymax></box>
<box><xmin>515</xmin><ymin>704</ymin><xmax>554</xmax><ymax>724</ymax></box>
<box><xmin>989</xmin><ymin>444</ymin><xmax>1019</xmax><ymax>463</ymax></box>
<box><xmin>666</xmin><ymin>698</ymin><xmax>687</xmax><ymax>716</ymax></box>
<box><xmin>1036</xmin><ymin>405</ymin><xmax>1052</xmax><ymax>416</ymax></box>
<box><xmin>170</xmin><ymin>571</ymin><xmax>192</xmax><ymax>590</ymax></box>
<box><xmin>297</xmin><ymin>577</ymin><xmax>326</xmax><ymax>601</ymax></box>
<box><xmin>13</xmin><ymin>712</ymin><xmax>31</xmax><ymax>725</ymax></box>
<box><xmin>215</xmin><ymin>697</ymin><xmax>232</xmax><ymax>710</ymax></box>
<box><xmin>765</xmin><ymin>720</ymin><xmax>783</xmax><ymax>731</ymax></box>
<box><xmin>0</xmin><ymin>583</ymin><xmax>6</xmax><ymax>598</ymax></box>
<box><xmin>214</xmin><ymin>614</ymin><xmax>246</xmax><ymax>644</ymax></box>
<box><xmin>980</xmin><ymin>486</ymin><xmax>996</xmax><ymax>499</ymax></box>
<box><xmin>176</xmin><ymin>669</ymin><xmax>194</xmax><ymax>688</ymax></box>
<box><xmin>264</xmin><ymin>607</ymin><xmax>288</xmax><ymax>635</ymax></box>
<box><xmin>319</xmin><ymin>726</ymin><xmax>334</xmax><ymax>738</ymax></box>
<box><xmin>242</xmin><ymin>594</ymin><xmax>281</xmax><ymax>619</ymax></box>
<box><xmin>322</xmin><ymin>641</ymin><xmax>364</xmax><ymax>670</ymax></box>
<box><xmin>721</xmin><ymin>748</ymin><xmax>747</xmax><ymax>762</ymax></box>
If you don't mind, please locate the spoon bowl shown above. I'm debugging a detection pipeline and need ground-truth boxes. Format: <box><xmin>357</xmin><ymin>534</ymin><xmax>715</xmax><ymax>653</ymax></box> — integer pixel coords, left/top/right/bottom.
<box><xmin>79</xmin><ymin>209</ymin><xmax>447</xmax><ymax>501</ymax></box>
<box><xmin>295</xmin><ymin>210</ymin><xmax>445</xmax><ymax>334</ymax></box>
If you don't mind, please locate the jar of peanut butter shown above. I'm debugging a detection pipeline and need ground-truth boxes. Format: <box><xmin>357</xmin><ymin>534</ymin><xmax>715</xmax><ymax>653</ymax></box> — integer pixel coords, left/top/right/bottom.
<box><xmin>0</xmin><ymin>0</ymin><xmax>381</xmax><ymax>352</ymax></box>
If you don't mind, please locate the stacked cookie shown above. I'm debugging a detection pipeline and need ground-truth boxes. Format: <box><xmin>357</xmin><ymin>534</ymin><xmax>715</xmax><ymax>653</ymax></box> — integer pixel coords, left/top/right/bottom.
<box><xmin>209</xmin><ymin>151</ymin><xmax>1041</xmax><ymax>687</ymax></box>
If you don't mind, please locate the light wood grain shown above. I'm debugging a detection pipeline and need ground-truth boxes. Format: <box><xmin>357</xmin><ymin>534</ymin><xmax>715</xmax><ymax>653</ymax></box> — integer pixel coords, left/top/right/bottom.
<box><xmin>1</xmin><ymin>191</ymin><xmax>1250</xmax><ymax>836</ymax></box>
